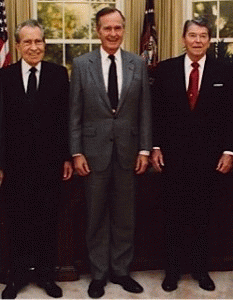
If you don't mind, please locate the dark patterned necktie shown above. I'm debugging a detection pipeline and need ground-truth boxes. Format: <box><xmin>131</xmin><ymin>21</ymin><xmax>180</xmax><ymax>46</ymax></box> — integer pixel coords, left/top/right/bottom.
<box><xmin>108</xmin><ymin>55</ymin><xmax>118</xmax><ymax>110</ymax></box>
<box><xmin>27</xmin><ymin>67</ymin><xmax>37</xmax><ymax>100</ymax></box>
<box><xmin>187</xmin><ymin>62</ymin><xmax>199</xmax><ymax>110</ymax></box>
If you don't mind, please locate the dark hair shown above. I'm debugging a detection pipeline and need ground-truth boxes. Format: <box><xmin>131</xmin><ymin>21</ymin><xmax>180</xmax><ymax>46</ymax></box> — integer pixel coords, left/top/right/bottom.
<box><xmin>96</xmin><ymin>7</ymin><xmax>125</xmax><ymax>29</ymax></box>
<box><xmin>15</xmin><ymin>19</ymin><xmax>45</xmax><ymax>43</ymax></box>
<box><xmin>183</xmin><ymin>18</ymin><xmax>212</xmax><ymax>39</ymax></box>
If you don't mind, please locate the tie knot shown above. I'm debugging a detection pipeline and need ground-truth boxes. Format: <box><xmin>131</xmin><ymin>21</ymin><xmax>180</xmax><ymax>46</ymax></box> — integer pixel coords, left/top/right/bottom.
<box><xmin>191</xmin><ymin>62</ymin><xmax>199</xmax><ymax>69</ymax></box>
<box><xmin>109</xmin><ymin>55</ymin><xmax>115</xmax><ymax>62</ymax></box>
<box><xmin>29</xmin><ymin>67</ymin><xmax>37</xmax><ymax>74</ymax></box>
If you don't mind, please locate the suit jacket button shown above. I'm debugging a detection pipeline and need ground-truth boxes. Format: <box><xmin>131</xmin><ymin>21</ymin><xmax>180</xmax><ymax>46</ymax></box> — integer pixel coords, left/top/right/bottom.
<box><xmin>110</xmin><ymin>138</ymin><xmax>114</xmax><ymax>142</ymax></box>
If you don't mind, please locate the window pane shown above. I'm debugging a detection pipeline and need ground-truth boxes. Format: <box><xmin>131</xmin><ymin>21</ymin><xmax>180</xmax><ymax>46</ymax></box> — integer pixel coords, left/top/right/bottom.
<box><xmin>192</xmin><ymin>1</ymin><xmax>217</xmax><ymax>37</ymax></box>
<box><xmin>38</xmin><ymin>0</ymin><xmax>88</xmax><ymax>1</ymax></box>
<box><xmin>44</xmin><ymin>44</ymin><xmax>63</xmax><ymax>65</ymax></box>
<box><xmin>65</xmin><ymin>3</ymin><xmax>89</xmax><ymax>39</ymax></box>
<box><xmin>91</xmin><ymin>3</ymin><xmax>115</xmax><ymax>38</ymax></box>
<box><xmin>38</xmin><ymin>3</ymin><xmax>63</xmax><ymax>39</ymax></box>
<box><xmin>66</xmin><ymin>44</ymin><xmax>89</xmax><ymax>72</ymax></box>
<box><xmin>91</xmin><ymin>0</ymin><xmax>115</xmax><ymax>2</ymax></box>
<box><xmin>92</xmin><ymin>43</ymin><xmax>101</xmax><ymax>51</ymax></box>
<box><xmin>219</xmin><ymin>1</ymin><xmax>233</xmax><ymax>38</ymax></box>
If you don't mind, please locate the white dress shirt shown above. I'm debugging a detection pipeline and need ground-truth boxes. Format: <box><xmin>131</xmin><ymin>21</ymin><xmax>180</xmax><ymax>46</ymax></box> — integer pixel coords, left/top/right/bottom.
<box><xmin>100</xmin><ymin>46</ymin><xmax>123</xmax><ymax>99</ymax></box>
<box><xmin>21</xmin><ymin>59</ymin><xmax>41</xmax><ymax>92</ymax></box>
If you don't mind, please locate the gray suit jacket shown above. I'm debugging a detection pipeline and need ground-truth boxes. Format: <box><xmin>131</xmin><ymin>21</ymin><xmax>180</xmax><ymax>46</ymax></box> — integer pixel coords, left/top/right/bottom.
<box><xmin>69</xmin><ymin>48</ymin><xmax>152</xmax><ymax>171</ymax></box>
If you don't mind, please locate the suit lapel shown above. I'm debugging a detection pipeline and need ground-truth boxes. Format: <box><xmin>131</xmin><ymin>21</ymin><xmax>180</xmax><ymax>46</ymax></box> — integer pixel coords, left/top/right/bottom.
<box><xmin>117</xmin><ymin>50</ymin><xmax>134</xmax><ymax>112</ymax></box>
<box><xmin>176</xmin><ymin>55</ymin><xmax>191</xmax><ymax>112</ymax></box>
<box><xmin>197</xmin><ymin>56</ymin><xmax>212</xmax><ymax>109</ymax></box>
<box><xmin>15</xmin><ymin>60</ymin><xmax>27</xmax><ymax>98</ymax></box>
<box><xmin>88</xmin><ymin>49</ymin><xmax>112</xmax><ymax>111</ymax></box>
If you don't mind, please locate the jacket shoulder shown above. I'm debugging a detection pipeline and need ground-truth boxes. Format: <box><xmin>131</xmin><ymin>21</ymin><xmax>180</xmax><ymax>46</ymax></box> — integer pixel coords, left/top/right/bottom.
<box><xmin>42</xmin><ymin>60</ymin><xmax>67</xmax><ymax>73</ymax></box>
<box><xmin>73</xmin><ymin>49</ymin><xmax>99</xmax><ymax>64</ymax></box>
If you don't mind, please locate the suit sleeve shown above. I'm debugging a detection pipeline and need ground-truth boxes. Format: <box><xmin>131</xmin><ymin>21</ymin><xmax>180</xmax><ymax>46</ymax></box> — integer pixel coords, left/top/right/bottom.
<box><xmin>69</xmin><ymin>58</ymin><xmax>83</xmax><ymax>156</ymax></box>
<box><xmin>223</xmin><ymin>65</ymin><xmax>233</xmax><ymax>152</ymax></box>
<box><xmin>56</xmin><ymin>66</ymin><xmax>71</xmax><ymax>162</ymax></box>
<box><xmin>0</xmin><ymin>69</ymin><xmax>5</xmax><ymax>170</ymax></box>
<box><xmin>151</xmin><ymin>62</ymin><xmax>165</xmax><ymax>147</ymax></box>
<box><xmin>139</xmin><ymin>59</ymin><xmax>152</xmax><ymax>152</ymax></box>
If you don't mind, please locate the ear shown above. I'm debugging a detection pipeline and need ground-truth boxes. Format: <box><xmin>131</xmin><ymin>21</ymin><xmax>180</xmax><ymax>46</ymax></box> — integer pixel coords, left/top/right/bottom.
<box><xmin>15</xmin><ymin>43</ymin><xmax>20</xmax><ymax>52</ymax></box>
<box><xmin>182</xmin><ymin>36</ymin><xmax>185</xmax><ymax>47</ymax></box>
<box><xmin>96</xmin><ymin>26</ymin><xmax>100</xmax><ymax>38</ymax></box>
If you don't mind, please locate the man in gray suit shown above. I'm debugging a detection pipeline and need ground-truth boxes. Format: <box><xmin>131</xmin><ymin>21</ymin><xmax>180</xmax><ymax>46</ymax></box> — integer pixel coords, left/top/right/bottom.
<box><xmin>69</xmin><ymin>7</ymin><xmax>152</xmax><ymax>299</ymax></box>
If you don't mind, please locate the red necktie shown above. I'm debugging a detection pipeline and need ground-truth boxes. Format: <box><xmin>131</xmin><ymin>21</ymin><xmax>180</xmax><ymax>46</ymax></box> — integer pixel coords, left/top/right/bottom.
<box><xmin>187</xmin><ymin>62</ymin><xmax>199</xmax><ymax>110</ymax></box>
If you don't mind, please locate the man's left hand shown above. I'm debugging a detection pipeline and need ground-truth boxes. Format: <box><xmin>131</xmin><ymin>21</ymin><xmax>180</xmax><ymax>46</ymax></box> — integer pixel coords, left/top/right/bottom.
<box><xmin>216</xmin><ymin>154</ymin><xmax>233</xmax><ymax>174</ymax></box>
<box><xmin>63</xmin><ymin>161</ymin><xmax>73</xmax><ymax>180</ymax></box>
<box><xmin>135</xmin><ymin>154</ymin><xmax>149</xmax><ymax>175</ymax></box>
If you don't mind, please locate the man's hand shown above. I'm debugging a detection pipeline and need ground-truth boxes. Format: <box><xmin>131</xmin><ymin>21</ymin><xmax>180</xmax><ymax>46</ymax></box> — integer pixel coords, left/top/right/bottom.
<box><xmin>150</xmin><ymin>149</ymin><xmax>164</xmax><ymax>173</ymax></box>
<box><xmin>63</xmin><ymin>161</ymin><xmax>73</xmax><ymax>181</ymax></box>
<box><xmin>0</xmin><ymin>169</ymin><xmax>4</xmax><ymax>186</ymax></box>
<box><xmin>73</xmin><ymin>155</ymin><xmax>91</xmax><ymax>176</ymax></box>
<box><xmin>216</xmin><ymin>153</ymin><xmax>233</xmax><ymax>174</ymax></box>
<box><xmin>135</xmin><ymin>154</ymin><xmax>149</xmax><ymax>175</ymax></box>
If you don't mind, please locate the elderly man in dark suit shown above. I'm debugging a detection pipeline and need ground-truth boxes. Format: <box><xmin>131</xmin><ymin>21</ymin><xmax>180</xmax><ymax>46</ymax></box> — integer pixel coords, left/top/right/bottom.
<box><xmin>0</xmin><ymin>19</ymin><xmax>72</xmax><ymax>299</ymax></box>
<box><xmin>151</xmin><ymin>18</ymin><xmax>233</xmax><ymax>292</ymax></box>
<box><xmin>69</xmin><ymin>7</ymin><xmax>152</xmax><ymax>299</ymax></box>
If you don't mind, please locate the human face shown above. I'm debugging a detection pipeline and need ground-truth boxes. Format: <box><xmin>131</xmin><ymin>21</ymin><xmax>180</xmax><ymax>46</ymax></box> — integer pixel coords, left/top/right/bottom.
<box><xmin>97</xmin><ymin>11</ymin><xmax>125</xmax><ymax>55</ymax></box>
<box><xmin>183</xmin><ymin>24</ymin><xmax>210</xmax><ymax>61</ymax></box>
<box><xmin>16</xmin><ymin>26</ymin><xmax>45</xmax><ymax>67</ymax></box>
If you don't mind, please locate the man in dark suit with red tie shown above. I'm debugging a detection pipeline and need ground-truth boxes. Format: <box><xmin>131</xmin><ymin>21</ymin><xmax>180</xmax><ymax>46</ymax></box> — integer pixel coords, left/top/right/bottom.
<box><xmin>0</xmin><ymin>19</ymin><xmax>72</xmax><ymax>299</ymax></box>
<box><xmin>151</xmin><ymin>18</ymin><xmax>233</xmax><ymax>292</ymax></box>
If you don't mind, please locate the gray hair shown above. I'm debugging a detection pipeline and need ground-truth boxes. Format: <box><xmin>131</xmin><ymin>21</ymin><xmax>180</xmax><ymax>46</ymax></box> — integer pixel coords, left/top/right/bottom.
<box><xmin>96</xmin><ymin>7</ymin><xmax>125</xmax><ymax>29</ymax></box>
<box><xmin>183</xmin><ymin>18</ymin><xmax>212</xmax><ymax>39</ymax></box>
<box><xmin>15</xmin><ymin>19</ymin><xmax>45</xmax><ymax>43</ymax></box>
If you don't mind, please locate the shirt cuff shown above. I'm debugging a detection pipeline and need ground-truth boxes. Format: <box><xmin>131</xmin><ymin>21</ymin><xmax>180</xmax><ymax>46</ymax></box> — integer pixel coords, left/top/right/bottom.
<box><xmin>223</xmin><ymin>151</ymin><xmax>233</xmax><ymax>156</ymax></box>
<box><xmin>139</xmin><ymin>150</ymin><xmax>150</xmax><ymax>156</ymax></box>
<box><xmin>72</xmin><ymin>153</ymin><xmax>82</xmax><ymax>157</ymax></box>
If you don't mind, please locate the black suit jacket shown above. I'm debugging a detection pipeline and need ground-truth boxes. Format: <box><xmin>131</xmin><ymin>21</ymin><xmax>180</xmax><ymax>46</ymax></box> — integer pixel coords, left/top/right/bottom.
<box><xmin>152</xmin><ymin>54</ymin><xmax>233</xmax><ymax>171</ymax></box>
<box><xmin>1</xmin><ymin>60</ymin><xmax>70</xmax><ymax>180</ymax></box>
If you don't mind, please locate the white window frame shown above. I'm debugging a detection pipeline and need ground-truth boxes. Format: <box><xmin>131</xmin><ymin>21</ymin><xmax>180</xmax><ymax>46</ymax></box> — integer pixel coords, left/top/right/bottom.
<box><xmin>183</xmin><ymin>0</ymin><xmax>233</xmax><ymax>45</ymax></box>
<box><xmin>32</xmin><ymin>0</ymin><xmax>124</xmax><ymax>66</ymax></box>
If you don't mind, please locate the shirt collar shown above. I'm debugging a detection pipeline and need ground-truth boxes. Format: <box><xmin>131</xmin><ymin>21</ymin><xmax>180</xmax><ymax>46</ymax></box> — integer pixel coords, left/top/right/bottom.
<box><xmin>21</xmin><ymin>59</ymin><xmax>42</xmax><ymax>74</ymax></box>
<box><xmin>100</xmin><ymin>46</ymin><xmax>121</xmax><ymax>62</ymax></box>
<box><xmin>185</xmin><ymin>54</ymin><xmax>206</xmax><ymax>70</ymax></box>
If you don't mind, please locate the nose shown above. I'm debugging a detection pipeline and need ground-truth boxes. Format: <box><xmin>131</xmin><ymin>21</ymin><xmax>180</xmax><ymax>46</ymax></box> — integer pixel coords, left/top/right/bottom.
<box><xmin>110</xmin><ymin>28</ymin><xmax>117</xmax><ymax>36</ymax></box>
<box><xmin>30</xmin><ymin>42</ymin><xmax>38</xmax><ymax>50</ymax></box>
<box><xmin>195</xmin><ymin>35</ymin><xmax>201</xmax><ymax>42</ymax></box>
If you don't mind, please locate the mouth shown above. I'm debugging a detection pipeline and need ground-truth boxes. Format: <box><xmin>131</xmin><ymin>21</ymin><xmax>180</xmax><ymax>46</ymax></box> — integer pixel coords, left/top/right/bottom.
<box><xmin>192</xmin><ymin>47</ymin><xmax>203</xmax><ymax>50</ymax></box>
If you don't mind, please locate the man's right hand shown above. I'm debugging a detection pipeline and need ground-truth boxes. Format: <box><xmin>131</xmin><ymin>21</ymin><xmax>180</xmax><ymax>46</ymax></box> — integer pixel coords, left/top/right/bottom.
<box><xmin>73</xmin><ymin>155</ymin><xmax>91</xmax><ymax>176</ymax></box>
<box><xmin>150</xmin><ymin>149</ymin><xmax>164</xmax><ymax>173</ymax></box>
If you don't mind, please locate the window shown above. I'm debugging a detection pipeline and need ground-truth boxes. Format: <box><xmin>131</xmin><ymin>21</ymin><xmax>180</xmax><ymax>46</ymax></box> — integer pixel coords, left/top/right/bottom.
<box><xmin>33</xmin><ymin>0</ymin><xmax>123</xmax><ymax>72</ymax></box>
<box><xmin>185</xmin><ymin>0</ymin><xmax>233</xmax><ymax>62</ymax></box>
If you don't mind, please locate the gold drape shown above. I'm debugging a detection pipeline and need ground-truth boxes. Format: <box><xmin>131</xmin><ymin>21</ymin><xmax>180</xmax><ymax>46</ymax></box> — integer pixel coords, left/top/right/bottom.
<box><xmin>5</xmin><ymin>0</ymin><xmax>33</xmax><ymax>63</ymax></box>
<box><xmin>124</xmin><ymin>0</ymin><xmax>146</xmax><ymax>55</ymax></box>
<box><xmin>124</xmin><ymin>0</ymin><xmax>184</xmax><ymax>61</ymax></box>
